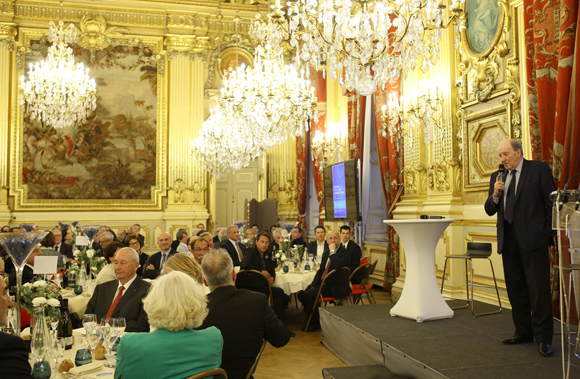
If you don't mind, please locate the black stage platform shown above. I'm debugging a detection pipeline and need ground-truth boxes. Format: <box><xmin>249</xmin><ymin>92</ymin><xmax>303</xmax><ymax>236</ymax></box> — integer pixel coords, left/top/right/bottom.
<box><xmin>320</xmin><ymin>301</ymin><xmax>580</xmax><ymax>379</ymax></box>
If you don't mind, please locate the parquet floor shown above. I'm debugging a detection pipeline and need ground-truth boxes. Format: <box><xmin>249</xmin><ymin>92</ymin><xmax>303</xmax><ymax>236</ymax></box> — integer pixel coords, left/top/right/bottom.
<box><xmin>253</xmin><ymin>288</ymin><xmax>393</xmax><ymax>379</ymax></box>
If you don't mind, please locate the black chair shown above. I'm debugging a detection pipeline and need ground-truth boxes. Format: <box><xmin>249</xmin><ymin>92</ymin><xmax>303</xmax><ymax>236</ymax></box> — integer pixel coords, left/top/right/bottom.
<box><xmin>185</xmin><ymin>368</ymin><xmax>227</xmax><ymax>379</ymax></box>
<box><xmin>349</xmin><ymin>261</ymin><xmax>377</xmax><ymax>305</ymax></box>
<box><xmin>245</xmin><ymin>340</ymin><xmax>267</xmax><ymax>379</ymax></box>
<box><xmin>304</xmin><ymin>267</ymin><xmax>351</xmax><ymax>332</ymax></box>
<box><xmin>440</xmin><ymin>242</ymin><xmax>502</xmax><ymax>317</ymax></box>
<box><xmin>235</xmin><ymin>269</ymin><xmax>273</xmax><ymax>307</ymax></box>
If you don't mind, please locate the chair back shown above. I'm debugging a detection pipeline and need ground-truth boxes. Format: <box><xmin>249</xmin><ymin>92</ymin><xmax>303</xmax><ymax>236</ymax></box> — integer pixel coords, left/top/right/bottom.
<box><xmin>235</xmin><ymin>270</ymin><xmax>273</xmax><ymax>306</ymax></box>
<box><xmin>184</xmin><ymin>368</ymin><xmax>227</xmax><ymax>379</ymax></box>
<box><xmin>322</xmin><ymin>267</ymin><xmax>351</xmax><ymax>286</ymax></box>
<box><xmin>350</xmin><ymin>263</ymin><xmax>373</xmax><ymax>288</ymax></box>
<box><xmin>245</xmin><ymin>340</ymin><xmax>267</xmax><ymax>379</ymax></box>
<box><xmin>466</xmin><ymin>242</ymin><xmax>492</xmax><ymax>257</ymax></box>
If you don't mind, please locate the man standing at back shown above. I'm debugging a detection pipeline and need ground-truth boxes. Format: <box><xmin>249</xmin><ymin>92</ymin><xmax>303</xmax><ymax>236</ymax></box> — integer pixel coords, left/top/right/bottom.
<box><xmin>200</xmin><ymin>249</ymin><xmax>290</xmax><ymax>379</ymax></box>
<box><xmin>85</xmin><ymin>247</ymin><xmax>150</xmax><ymax>332</ymax></box>
<box><xmin>485</xmin><ymin>139</ymin><xmax>555</xmax><ymax>357</ymax></box>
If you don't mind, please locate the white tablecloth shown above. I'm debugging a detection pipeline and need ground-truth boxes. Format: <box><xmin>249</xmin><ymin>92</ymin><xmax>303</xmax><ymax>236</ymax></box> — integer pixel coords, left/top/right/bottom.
<box><xmin>273</xmin><ymin>270</ymin><xmax>316</xmax><ymax>295</ymax></box>
<box><xmin>62</xmin><ymin>286</ymin><xmax>94</xmax><ymax>319</ymax></box>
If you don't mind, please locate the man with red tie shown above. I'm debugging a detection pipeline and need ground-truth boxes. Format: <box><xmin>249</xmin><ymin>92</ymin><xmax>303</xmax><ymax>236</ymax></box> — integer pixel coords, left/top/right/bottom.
<box><xmin>85</xmin><ymin>247</ymin><xmax>150</xmax><ymax>332</ymax></box>
<box><xmin>298</xmin><ymin>230</ymin><xmax>352</xmax><ymax>332</ymax></box>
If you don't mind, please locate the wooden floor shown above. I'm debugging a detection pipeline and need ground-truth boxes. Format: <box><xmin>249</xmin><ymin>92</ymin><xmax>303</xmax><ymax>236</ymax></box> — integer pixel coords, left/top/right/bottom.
<box><xmin>253</xmin><ymin>288</ymin><xmax>393</xmax><ymax>379</ymax></box>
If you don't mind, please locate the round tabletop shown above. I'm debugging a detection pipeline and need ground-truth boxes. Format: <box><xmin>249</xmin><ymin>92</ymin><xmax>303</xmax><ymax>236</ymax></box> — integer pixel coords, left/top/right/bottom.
<box><xmin>273</xmin><ymin>270</ymin><xmax>316</xmax><ymax>295</ymax></box>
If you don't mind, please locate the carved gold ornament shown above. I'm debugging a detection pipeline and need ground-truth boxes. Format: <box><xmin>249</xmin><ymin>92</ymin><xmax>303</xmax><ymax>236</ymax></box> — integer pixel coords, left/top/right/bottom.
<box><xmin>77</xmin><ymin>15</ymin><xmax>129</xmax><ymax>62</ymax></box>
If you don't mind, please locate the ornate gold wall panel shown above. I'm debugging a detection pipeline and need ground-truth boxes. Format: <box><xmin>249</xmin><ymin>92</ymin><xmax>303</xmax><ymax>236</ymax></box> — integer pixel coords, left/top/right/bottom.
<box><xmin>267</xmin><ymin>135</ymin><xmax>297</xmax><ymax>207</ymax></box>
<box><xmin>10</xmin><ymin>27</ymin><xmax>167</xmax><ymax>210</ymax></box>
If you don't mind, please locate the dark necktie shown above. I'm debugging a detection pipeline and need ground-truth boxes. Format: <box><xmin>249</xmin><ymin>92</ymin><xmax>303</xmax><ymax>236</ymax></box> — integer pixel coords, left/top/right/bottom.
<box><xmin>106</xmin><ymin>286</ymin><xmax>125</xmax><ymax>320</ymax></box>
<box><xmin>504</xmin><ymin>170</ymin><xmax>517</xmax><ymax>224</ymax></box>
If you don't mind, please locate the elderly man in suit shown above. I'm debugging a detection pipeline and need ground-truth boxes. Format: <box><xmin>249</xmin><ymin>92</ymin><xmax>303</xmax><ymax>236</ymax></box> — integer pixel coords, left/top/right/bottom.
<box><xmin>339</xmin><ymin>225</ymin><xmax>362</xmax><ymax>273</ymax></box>
<box><xmin>142</xmin><ymin>232</ymin><xmax>177</xmax><ymax>279</ymax></box>
<box><xmin>85</xmin><ymin>247</ymin><xmax>150</xmax><ymax>332</ymax></box>
<box><xmin>200</xmin><ymin>249</ymin><xmax>290</xmax><ymax>379</ymax></box>
<box><xmin>298</xmin><ymin>230</ymin><xmax>352</xmax><ymax>332</ymax></box>
<box><xmin>220</xmin><ymin>225</ymin><xmax>246</xmax><ymax>267</ymax></box>
<box><xmin>485</xmin><ymin>139</ymin><xmax>556</xmax><ymax>357</ymax></box>
<box><xmin>308</xmin><ymin>225</ymin><xmax>328</xmax><ymax>258</ymax></box>
<box><xmin>53</xmin><ymin>228</ymin><xmax>73</xmax><ymax>259</ymax></box>
<box><xmin>1</xmin><ymin>276</ymin><xmax>32</xmax><ymax>378</ymax></box>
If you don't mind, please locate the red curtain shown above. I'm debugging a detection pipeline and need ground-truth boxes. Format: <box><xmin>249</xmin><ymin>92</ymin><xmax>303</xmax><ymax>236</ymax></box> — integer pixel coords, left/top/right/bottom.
<box><xmin>525</xmin><ymin>0</ymin><xmax>580</xmax><ymax>319</ymax></box>
<box><xmin>296</xmin><ymin>130</ymin><xmax>309</xmax><ymax>232</ymax></box>
<box><xmin>347</xmin><ymin>92</ymin><xmax>366</xmax><ymax>161</ymax></box>
<box><xmin>373</xmin><ymin>81</ymin><xmax>404</xmax><ymax>292</ymax></box>
<box><xmin>310</xmin><ymin>72</ymin><xmax>327</xmax><ymax>222</ymax></box>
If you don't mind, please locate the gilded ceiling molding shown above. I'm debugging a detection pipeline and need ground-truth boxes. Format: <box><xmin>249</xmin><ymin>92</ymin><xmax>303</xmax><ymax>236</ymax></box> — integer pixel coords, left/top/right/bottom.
<box><xmin>0</xmin><ymin>23</ymin><xmax>16</xmax><ymax>51</ymax></box>
<box><xmin>164</xmin><ymin>34</ymin><xmax>209</xmax><ymax>62</ymax></box>
<box><xmin>77</xmin><ymin>14</ymin><xmax>129</xmax><ymax>63</ymax></box>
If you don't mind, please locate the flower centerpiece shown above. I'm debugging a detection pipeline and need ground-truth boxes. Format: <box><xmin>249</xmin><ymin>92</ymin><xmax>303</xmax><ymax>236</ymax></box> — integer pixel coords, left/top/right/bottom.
<box><xmin>20</xmin><ymin>280</ymin><xmax>61</xmax><ymax>317</ymax></box>
<box><xmin>240</xmin><ymin>237</ymin><xmax>252</xmax><ymax>249</ymax></box>
<box><xmin>91</xmin><ymin>256</ymin><xmax>107</xmax><ymax>276</ymax></box>
<box><xmin>73</xmin><ymin>247</ymin><xmax>96</xmax><ymax>263</ymax></box>
<box><xmin>273</xmin><ymin>251</ymin><xmax>288</xmax><ymax>272</ymax></box>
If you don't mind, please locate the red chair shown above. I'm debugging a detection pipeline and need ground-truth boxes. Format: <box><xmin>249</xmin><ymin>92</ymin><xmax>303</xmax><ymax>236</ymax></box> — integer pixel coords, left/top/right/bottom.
<box><xmin>349</xmin><ymin>261</ymin><xmax>377</xmax><ymax>305</ymax></box>
<box><xmin>304</xmin><ymin>267</ymin><xmax>351</xmax><ymax>332</ymax></box>
<box><xmin>359</xmin><ymin>256</ymin><xmax>370</xmax><ymax>265</ymax></box>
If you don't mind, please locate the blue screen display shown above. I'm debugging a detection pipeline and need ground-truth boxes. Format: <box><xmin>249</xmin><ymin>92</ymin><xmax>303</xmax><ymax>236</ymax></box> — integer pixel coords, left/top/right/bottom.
<box><xmin>332</xmin><ymin>163</ymin><xmax>347</xmax><ymax>218</ymax></box>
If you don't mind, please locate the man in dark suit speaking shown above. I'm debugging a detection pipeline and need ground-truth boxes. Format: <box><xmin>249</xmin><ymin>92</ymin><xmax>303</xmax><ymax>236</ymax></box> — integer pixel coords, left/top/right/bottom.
<box><xmin>200</xmin><ymin>249</ymin><xmax>290</xmax><ymax>379</ymax></box>
<box><xmin>85</xmin><ymin>247</ymin><xmax>150</xmax><ymax>332</ymax></box>
<box><xmin>484</xmin><ymin>139</ymin><xmax>555</xmax><ymax>357</ymax></box>
<box><xmin>298</xmin><ymin>230</ymin><xmax>352</xmax><ymax>332</ymax></box>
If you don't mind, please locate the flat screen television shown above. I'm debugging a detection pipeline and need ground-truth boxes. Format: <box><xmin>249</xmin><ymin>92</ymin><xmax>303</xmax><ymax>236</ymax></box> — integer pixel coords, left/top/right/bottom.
<box><xmin>323</xmin><ymin>159</ymin><xmax>361</xmax><ymax>222</ymax></box>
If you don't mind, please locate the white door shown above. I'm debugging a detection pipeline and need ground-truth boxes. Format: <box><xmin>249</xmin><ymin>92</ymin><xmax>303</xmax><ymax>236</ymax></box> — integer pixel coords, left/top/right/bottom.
<box><xmin>215</xmin><ymin>160</ymin><xmax>260</xmax><ymax>227</ymax></box>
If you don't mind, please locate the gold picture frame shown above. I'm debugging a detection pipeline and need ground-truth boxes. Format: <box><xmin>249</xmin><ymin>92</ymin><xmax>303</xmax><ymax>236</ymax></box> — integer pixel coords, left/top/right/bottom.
<box><xmin>10</xmin><ymin>26</ymin><xmax>167</xmax><ymax>210</ymax></box>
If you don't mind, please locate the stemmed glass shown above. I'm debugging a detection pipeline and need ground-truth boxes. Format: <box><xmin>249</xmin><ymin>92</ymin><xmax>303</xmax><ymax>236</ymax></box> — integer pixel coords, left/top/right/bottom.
<box><xmin>48</xmin><ymin>308</ymin><xmax>61</xmax><ymax>340</ymax></box>
<box><xmin>85</xmin><ymin>323</ymin><xmax>101</xmax><ymax>362</ymax></box>
<box><xmin>49</xmin><ymin>337</ymin><xmax>65</xmax><ymax>376</ymax></box>
<box><xmin>113</xmin><ymin>317</ymin><xmax>126</xmax><ymax>337</ymax></box>
<box><xmin>101</xmin><ymin>318</ymin><xmax>119</xmax><ymax>368</ymax></box>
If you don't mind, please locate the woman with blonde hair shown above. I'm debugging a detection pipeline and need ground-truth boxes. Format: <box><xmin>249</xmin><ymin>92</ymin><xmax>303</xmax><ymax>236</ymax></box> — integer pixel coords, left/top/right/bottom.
<box><xmin>163</xmin><ymin>253</ymin><xmax>203</xmax><ymax>284</ymax></box>
<box><xmin>114</xmin><ymin>271</ymin><xmax>223</xmax><ymax>379</ymax></box>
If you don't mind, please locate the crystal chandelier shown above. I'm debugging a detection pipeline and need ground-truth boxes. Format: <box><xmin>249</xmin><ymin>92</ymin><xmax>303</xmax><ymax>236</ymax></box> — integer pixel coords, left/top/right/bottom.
<box><xmin>193</xmin><ymin>15</ymin><xmax>318</xmax><ymax>178</ymax></box>
<box><xmin>19</xmin><ymin>20</ymin><xmax>97</xmax><ymax>129</ymax></box>
<box><xmin>275</xmin><ymin>0</ymin><xmax>462</xmax><ymax>96</ymax></box>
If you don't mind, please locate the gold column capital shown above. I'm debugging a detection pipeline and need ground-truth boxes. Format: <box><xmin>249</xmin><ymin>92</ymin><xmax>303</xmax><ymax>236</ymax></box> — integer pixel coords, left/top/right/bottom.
<box><xmin>164</xmin><ymin>34</ymin><xmax>209</xmax><ymax>61</ymax></box>
<box><xmin>0</xmin><ymin>23</ymin><xmax>16</xmax><ymax>51</ymax></box>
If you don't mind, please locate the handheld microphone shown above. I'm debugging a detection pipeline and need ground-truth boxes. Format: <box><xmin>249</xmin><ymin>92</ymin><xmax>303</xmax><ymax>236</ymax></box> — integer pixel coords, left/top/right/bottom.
<box><xmin>497</xmin><ymin>164</ymin><xmax>506</xmax><ymax>197</ymax></box>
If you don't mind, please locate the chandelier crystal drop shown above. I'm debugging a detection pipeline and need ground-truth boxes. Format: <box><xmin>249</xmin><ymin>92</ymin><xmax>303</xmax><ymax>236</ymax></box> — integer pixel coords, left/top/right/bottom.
<box><xmin>281</xmin><ymin>0</ymin><xmax>462</xmax><ymax>96</ymax></box>
<box><xmin>19</xmin><ymin>21</ymin><xmax>97</xmax><ymax>129</ymax></box>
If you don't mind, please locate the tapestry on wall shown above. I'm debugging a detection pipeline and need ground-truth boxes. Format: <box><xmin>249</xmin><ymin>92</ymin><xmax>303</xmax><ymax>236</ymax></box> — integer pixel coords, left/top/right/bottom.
<box><xmin>21</xmin><ymin>43</ymin><xmax>158</xmax><ymax>200</ymax></box>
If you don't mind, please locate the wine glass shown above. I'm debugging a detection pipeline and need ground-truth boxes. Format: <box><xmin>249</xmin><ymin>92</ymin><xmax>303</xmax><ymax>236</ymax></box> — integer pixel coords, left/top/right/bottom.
<box><xmin>49</xmin><ymin>308</ymin><xmax>61</xmax><ymax>340</ymax></box>
<box><xmin>50</xmin><ymin>337</ymin><xmax>65</xmax><ymax>375</ymax></box>
<box><xmin>113</xmin><ymin>317</ymin><xmax>126</xmax><ymax>337</ymax></box>
<box><xmin>82</xmin><ymin>314</ymin><xmax>97</xmax><ymax>333</ymax></box>
<box><xmin>85</xmin><ymin>324</ymin><xmax>101</xmax><ymax>361</ymax></box>
<box><xmin>101</xmin><ymin>319</ymin><xmax>118</xmax><ymax>368</ymax></box>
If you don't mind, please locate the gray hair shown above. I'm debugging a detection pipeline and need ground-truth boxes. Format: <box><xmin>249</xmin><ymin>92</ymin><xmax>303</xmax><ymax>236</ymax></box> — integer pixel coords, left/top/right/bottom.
<box><xmin>508</xmin><ymin>139</ymin><xmax>524</xmax><ymax>155</ymax></box>
<box><xmin>201</xmin><ymin>249</ymin><xmax>234</xmax><ymax>289</ymax></box>
<box><xmin>226</xmin><ymin>225</ymin><xmax>238</xmax><ymax>235</ymax></box>
<box><xmin>218</xmin><ymin>227</ymin><xmax>228</xmax><ymax>242</ymax></box>
<box><xmin>176</xmin><ymin>228</ymin><xmax>188</xmax><ymax>240</ymax></box>
<box><xmin>199</xmin><ymin>231</ymin><xmax>212</xmax><ymax>239</ymax></box>
<box><xmin>143</xmin><ymin>271</ymin><xmax>208</xmax><ymax>331</ymax></box>
<box><xmin>100</xmin><ymin>231</ymin><xmax>114</xmax><ymax>242</ymax></box>
<box><xmin>117</xmin><ymin>247</ymin><xmax>140</xmax><ymax>264</ymax></box>
<box><xmin>273</xmin><ymin>228</ymin><xmax>283</xmax><ymax>237</ymax></box>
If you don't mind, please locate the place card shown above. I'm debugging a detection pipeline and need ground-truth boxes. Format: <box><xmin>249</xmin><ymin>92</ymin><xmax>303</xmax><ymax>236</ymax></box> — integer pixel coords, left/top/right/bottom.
<box><xmin>76</xmin><ymin>235</ymin><xmax>90</xmax><ymax>246</ymax></box>
<box><xmin>33</xmin><ymin>256</ymin><xmax>58</xmax><ymax>274</ymax></box>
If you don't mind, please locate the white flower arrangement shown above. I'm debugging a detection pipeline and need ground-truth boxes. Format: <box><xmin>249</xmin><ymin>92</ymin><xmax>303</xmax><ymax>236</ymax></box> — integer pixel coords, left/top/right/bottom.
<box><xmin>86</xmin><ymin>249</ymin><xmax>95</xmax><ymax>258</ymax></box>
<box><xmin>32</xmin><ymin>297</ymin><xmax>48</xmax><ymax>307</ymax></box>
<box><xmin>32</xmin><ymin>280</ymin><xmax>47</xmax><ymax>288</ymax></box>
<box><xmin>47</xmin><ymin>298</ymin><xmax>61</xmax><ymax>307</ymax></box>
<box><xmin>73</xmin><ymin>250</ymin><xmax>80</xmax><ymax>257</ymax></box>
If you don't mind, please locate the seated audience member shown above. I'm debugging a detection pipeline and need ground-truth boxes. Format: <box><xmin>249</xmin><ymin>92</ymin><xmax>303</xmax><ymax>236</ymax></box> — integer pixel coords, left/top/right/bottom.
<box><xmin>123</xmin><ymin>234</ymin><xmax>148</xmax><ymax>277</ymax></box>
<box><xmin>132</xmin><ymin>224</ymin><xmax>144</xmax><ymax>245</ymax></box>
<box><xmin>142</xmin><ymin>232</ymin><xmax>177</xmax><ymax>279</ymax></box>
<box><xmin>9</xmin><ymin>246</ymin><xmax>42</xmax><ymax>289</ymax></box>
<box><xmin>269</xmin><ymin>224</ymin><xmax>277</xmax><ymax>238</ymax></box>
<box><xmin>175</xmin><ymin>228</ymin><xmax>190</xmax><ymax>254</ymax></box>
<box><xmin>244</xmin><ymin>229</ymin><xmax>256</xmax><ymax>248</ymax></box>
<box><xmin>308</xmin><ymin>225</ymin><xmax>328</xmax><ymax>258</ymax></box>
<box><xmin>200</xmin><ymin>250</ymin><xmax>290</xmax><ymax>379</ymax></box>
<box><xmin>0</xmin><ymin>225</ymin><xmax>9</xmax><ymax>232</ymax></box>
<box><xmin>290</xmin><ymin>227</ymin><xmax>307</xmax><ymax>249</ymax></box>
<box><xmin>0</xmin><ymin>276</ymin><xmax>33</xmax><ymax>378</ymax></box>
<box><xmin>196</xmin><ymin>229</ymin><xmax>205</xmax><ymax>237</ymax></box>
<box><xmin>214</xmin><ymin>227</ymin><xmax>228</xmax><ymax>249</ymax></box>
<box><xmin>39</xmin><ymin>231</ymin><xmax>66</xmax><ymax>268</ymax></box>
<box><xmin>85</xmin><ymin>248</ymin><xmax>150</xmax><ymax>332</ymax></box>
<box><xmin>213</xmin><ymin>225</ymin><xmax>222</xmax><ymax>244</ymax></box>
<box><xmin>189</xmin><ymin>239</ymin><xmax>210</xmax><ymax>266</ymax></box>
<box><xmin>126</xmin><ymin>225</ymin><xmax>134</xmax><ymax>235</ymax></box>
<box><xmin>269</xmin><ymin>228</ymin><xmax>283</xmax><ymax>253</ymax></box>
<box><xmin>298</xmin><ymin>230</ymin><xmax>352</xmax><ymax>332</ymax></box>
<box><xmin>115</xmin><ymin>271</ymin><xmax>222</xmax><ymax>379</ymax></box>
<box><xmin>187</xmin><ymin>235</ymin><xmax>199</xmax><ymax>254</ymax></box>
<box><xmin>197</xmin><ymin>223</ymin><xmax>205</xmax><ymax>231</ymax></box>
<box><xmin>163</xmin><ymin>253</ymin><xmax>203</xmax><ymax>284</ymax></box>
<box><xmin>99</xmin><ymin>231</ymin><xmax>115</xmax><ymax>253</ymax></box>
<box><xmin>9</xmin><ymin>227</ymin><xmax>23</xmax><ymax>232</ymax></box>
<box><xmin>95</xmin><ymin>242</ymin><xmax>124</xmax><ymax>285</ymax></box>
<box><xmin>198</xmin><ymin>232</ymin><xmax>215</xmax><ymax>249</ymax></box>
<box><xmin>220</xmin><ymin>226</ymin><xmax>246</xmax><ymax>267</ymax></box>
<box><xmin>241</xmin><ymin>232</ymin><xmax>291</xmax><ymax>328</ymax></box>
<box><xmin>339</xmin><ymin>225</ymin><xmax>363</xmax><ymax>273</ymax></box>
<box><xmin>117</xmin><ymin>228</ymin><xmax>127</xmax><ymax>244</ymax></box>
<box><xmin>52</xmin><ymin>228</ymin><xmax>73</xmax><ymax>260</ymax></box>
<box><xmin>62</xmin><ymin>228</ymin><xmax>73</xmax><ymax>246</ymax></box>
<box><xmin>251</xmin><ymin>224</ymin><xmax>259</xmax><ymax>235</ymax></box>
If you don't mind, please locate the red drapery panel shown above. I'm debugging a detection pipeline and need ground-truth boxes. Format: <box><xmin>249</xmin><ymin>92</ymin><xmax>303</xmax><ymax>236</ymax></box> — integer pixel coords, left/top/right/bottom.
<box><xmin>296</xmin><ymin>130</ymin><xmax>309</xmax><ymax>232</ymax></box>
<box><xmin>310</xmin><ymin>72</ymin><xmax>327</xmax><ymax>222</ymax></box>
<box><xmin>524</xmin><ymin>0</ymin><xmax>580</xmax><ymax>319</ymax></box>
<box><xmin>373</xmin><ymin>81</ymin><xmax>404</xmax><ymax>291</ymax></box>
<box><xmin>347</xmin><ymin>92</ymin><xmax>366</xmax><ymax>161</ymax></box>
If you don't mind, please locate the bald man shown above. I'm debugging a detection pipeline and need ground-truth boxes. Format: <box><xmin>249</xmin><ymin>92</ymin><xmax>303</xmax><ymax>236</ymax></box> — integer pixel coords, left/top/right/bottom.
<box><xmin>142</xmin><ymin>232</ymin><xmax>177</xmax><ymax>279</ymax></box>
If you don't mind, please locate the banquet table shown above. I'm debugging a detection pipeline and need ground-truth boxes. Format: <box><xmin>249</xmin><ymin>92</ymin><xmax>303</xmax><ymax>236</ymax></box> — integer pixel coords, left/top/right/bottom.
<box><xmin>62</xmin><ymin>287</ymin><xmax>94</xmax><ymax>320</ymax></box>
<box><xmin>273</xmin><ymin>269</ymin><xmax>317</xmax><ymax>295</ymax></box>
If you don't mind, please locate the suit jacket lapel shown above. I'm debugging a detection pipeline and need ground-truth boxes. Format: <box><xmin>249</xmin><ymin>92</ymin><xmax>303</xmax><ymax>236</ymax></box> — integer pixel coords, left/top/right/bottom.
<box><xmin>105</xmin><ymin>280</ymin><xmax>119</xmax><ymax>309</ymax></box>
<box><xmin>112</xmin><ymin>278</ymin><xmax>140</xmax><ymax>317</ymax></box>
<box><xmin>515</xmin><ymin>159</ymin><xmax>530</xmax><ymax>203</ymax></box>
